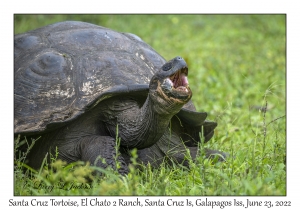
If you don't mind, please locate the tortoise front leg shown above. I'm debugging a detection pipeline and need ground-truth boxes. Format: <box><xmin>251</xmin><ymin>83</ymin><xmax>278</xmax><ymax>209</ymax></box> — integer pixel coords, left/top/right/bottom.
<box><xmin>78</xmin><ymin>135</ymin><xmax>128</xmax><ymax>175</ymax></box>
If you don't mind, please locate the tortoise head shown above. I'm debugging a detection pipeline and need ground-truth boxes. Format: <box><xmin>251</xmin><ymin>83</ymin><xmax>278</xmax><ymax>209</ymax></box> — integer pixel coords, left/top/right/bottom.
<box><xmin>149</xmin><ymin>56</ymin><xmax>192</xmax><ymax>114</ymax></box>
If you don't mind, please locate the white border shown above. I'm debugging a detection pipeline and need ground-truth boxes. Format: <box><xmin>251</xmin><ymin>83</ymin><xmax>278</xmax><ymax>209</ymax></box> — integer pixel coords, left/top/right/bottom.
<box><xmin>2</xmin><ymin>0</ymin><xmax>299</xmax><ymax>208</ymax></box>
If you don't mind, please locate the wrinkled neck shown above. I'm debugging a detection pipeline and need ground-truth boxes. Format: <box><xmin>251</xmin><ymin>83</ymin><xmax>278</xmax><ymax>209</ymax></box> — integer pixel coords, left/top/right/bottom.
<box><xmin>136</xmin><ymin>96</ymin><xmax>174</xmax><ymax>148</ymax></box>
<box><xmin>118</xmin><ymin>96</ymin><xmax>179</xmax><ymax>149</ymax></box>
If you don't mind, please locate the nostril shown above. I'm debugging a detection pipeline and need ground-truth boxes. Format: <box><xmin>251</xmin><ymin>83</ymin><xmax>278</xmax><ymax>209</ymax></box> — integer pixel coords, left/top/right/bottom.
<box><xmin>176</xmin><ymin>56</ymin><xmax>183</xmax><ymax>60</ymax></box>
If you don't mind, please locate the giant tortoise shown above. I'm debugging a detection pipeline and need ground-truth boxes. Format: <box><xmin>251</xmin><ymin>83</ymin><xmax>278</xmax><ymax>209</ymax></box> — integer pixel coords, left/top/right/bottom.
<box><xmin>14</xmin><ymin>21</ymin><xmax>226</xmax><ymax>174</ymax></box>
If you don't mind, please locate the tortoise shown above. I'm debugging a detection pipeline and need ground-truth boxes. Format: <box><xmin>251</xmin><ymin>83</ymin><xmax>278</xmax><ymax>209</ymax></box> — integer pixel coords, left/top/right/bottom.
<box><xmin>14</xmin><ymin>21</ymin><xmax>226</xmax><ymax>174</ymax></box>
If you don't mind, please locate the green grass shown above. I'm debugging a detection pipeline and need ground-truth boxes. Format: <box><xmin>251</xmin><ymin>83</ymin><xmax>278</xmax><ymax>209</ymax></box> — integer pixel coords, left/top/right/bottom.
<box><xmin>14</xmin><ymin>14</ymin><xmax>286</xmax><ymax>195</ymax></box>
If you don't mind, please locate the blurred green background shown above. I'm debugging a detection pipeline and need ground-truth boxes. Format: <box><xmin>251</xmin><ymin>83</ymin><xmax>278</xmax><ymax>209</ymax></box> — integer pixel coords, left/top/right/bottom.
<box><xmin>14</xmin><ymin>14</ymin><xmax>286</xmax><ymax>135</ymax></box>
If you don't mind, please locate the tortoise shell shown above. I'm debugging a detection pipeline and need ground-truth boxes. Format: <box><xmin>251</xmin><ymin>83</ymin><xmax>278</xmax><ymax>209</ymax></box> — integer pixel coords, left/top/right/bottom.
<box><xmin>14</xmin><ymin>21</ymin><xmax>208</xmax><ymax>136</ymax></box>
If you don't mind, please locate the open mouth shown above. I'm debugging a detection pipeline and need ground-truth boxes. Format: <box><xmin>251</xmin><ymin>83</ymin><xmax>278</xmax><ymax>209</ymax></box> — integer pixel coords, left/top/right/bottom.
<box><xmin>168</xmin><ymin>67</ymin><xmax>189</xmax><ymax>92</ymax></box>
<box><xmin>161</xmin><ymin>67</ymin><xmax>191</xmax><ymax>100</ymax></box>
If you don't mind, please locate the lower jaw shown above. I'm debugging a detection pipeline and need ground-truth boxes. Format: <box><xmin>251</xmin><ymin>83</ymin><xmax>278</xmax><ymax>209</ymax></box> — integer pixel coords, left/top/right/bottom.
<box><xmin>154</xmin><ymin>98</ymin><xmax>191</xmax><ymax>118</ymax></box>
<box><xmin>151</xmin><ymin>87</ymin><xmax>191</xmax><ymax>113</ymax></box>
<box><xmin>165</xmin><ymin>88</ymin><xmax>192</xmax><ymax>102</ymax></box>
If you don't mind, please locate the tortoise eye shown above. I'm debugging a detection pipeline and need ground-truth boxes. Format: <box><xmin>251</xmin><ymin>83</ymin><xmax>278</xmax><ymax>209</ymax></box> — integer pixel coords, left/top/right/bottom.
<box><xmin>162</xmin><ymin>62</ymin><xmax>172</xmax><ymax>71</ymax></box>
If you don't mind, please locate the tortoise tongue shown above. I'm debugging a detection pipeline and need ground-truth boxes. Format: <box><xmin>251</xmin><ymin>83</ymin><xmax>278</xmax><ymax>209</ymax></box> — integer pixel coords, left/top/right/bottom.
<box><xmin>180</xmin><ymin>73</ymin><xmax>188</xmax><ymax>87</ymax></box>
